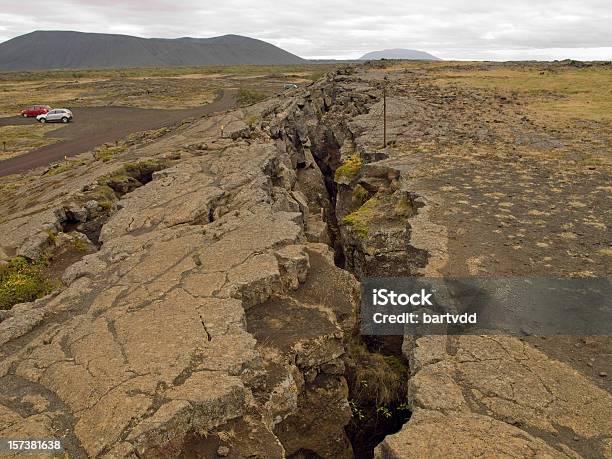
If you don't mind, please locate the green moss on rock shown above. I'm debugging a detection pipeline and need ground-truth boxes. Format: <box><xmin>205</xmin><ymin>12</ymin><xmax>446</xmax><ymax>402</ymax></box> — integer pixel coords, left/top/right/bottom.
<box><xmin>394</xmin><ymin>195</ymin><xmax>414</xmax><ymax>217</ymax></box>
<box><xmin>352</xmin><ymin>184</ymin><xmax>370</xmax><ymax>206</ymax></box>
<box><xmin>334</xmin><ymin>155</ymin><xmax>363</xmax><ymax>184</ymax></box>
<box><xmin>341</xmin><ymin>197</ymin><xmax>380</xmax><ymax>238</ymax></box>
<box><xmin>45</xmin><ymin>160</ymin><xmax>86</xmax><ymax>177</ymax></box>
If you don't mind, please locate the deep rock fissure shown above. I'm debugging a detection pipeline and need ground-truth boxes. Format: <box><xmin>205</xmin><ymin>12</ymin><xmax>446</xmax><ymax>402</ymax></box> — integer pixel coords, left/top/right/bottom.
<box><xmin>234</xmin><ymin>70</ymin><xmax>416</xmax><ymax>457</ymax></box>
<box><xmin>52</xmin><ymin>159</ymin><xmax>172</xmax><ymax>268</ymax></box>
<box><xmin>308</xmin><ymin>136</ymin><xmax>346</xmax><ymax>268</ymax></box>
<box><xmin>57</xmin><ymin>159</ymin><xmax>170</xmax><ymax>248</ymax></box>
<box><xmin>315</xmin><ymin>154</ymin><xmax>413</xmax><ymax>459</ymax></box>
<box><xmin>294</xmin><ymin>93</ymin><xmax>415</xmax><ymax>456</ymax></box>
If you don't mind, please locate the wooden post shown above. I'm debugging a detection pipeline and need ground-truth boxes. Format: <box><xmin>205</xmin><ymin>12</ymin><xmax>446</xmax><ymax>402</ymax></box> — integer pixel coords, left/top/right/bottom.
<box><xmin>383</xmin><ymin>87</ymin><xmax>387</xmax><ymax>149</ymax></box>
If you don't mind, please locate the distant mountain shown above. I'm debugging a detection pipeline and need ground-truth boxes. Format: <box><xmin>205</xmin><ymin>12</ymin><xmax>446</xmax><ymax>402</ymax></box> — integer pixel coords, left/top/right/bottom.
<box><xmin>0</xmin><ymin>31</ymin><xmax>305</xmax><ymax>71</ymax></box>
<box><xmin>360</xmin><ymin>49</ymin><xmax>441</xmax><ymax>61</ymax></box>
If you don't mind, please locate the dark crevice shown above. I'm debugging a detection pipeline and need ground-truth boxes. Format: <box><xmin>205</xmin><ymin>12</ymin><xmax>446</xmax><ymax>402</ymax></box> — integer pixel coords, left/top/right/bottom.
<box><xmin>304</xmin><ymin>124</ymin><xmax>412</xmax><ymax>458</ymax></box>
<box><xmin>288</xmin><ymin>449</ymin><xmax>323</xmax><ymax>459</ymax></box>
<box><xmin>308</xmin><ymin>129</ymin><xmax>346</xmax><ymax>267</ymax></box>
<box><xmin>56</xmin><ymin>159</ymin><xmax>169</xmax><ymax>248</ymax></box>
<box><xmin>201</xmin><ymin>321</ymin><xmax>212</xmax><ymax>341</ymax></box>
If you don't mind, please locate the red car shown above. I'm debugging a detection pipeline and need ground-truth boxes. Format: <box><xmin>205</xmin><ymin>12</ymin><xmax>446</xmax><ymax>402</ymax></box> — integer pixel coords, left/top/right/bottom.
<box><xmin>21</xmin><ymin>105</ymin><xmax>51</xmax><ymax>118</ymax></box>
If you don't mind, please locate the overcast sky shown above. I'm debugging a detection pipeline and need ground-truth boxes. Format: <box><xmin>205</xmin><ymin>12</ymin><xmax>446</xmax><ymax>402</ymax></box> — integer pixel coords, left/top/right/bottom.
<box><xmin>0</xmin><ymin>0</ymin><xmax>610</xmax><ymax>60</ymax></box>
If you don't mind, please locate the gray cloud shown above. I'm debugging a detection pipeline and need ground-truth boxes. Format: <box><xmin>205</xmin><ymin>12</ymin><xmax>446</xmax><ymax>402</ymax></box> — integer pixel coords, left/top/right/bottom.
<box><xmin>0</xmin><ymin>0</ymin><xmax>610</xmax><ymax>60</ymax></box>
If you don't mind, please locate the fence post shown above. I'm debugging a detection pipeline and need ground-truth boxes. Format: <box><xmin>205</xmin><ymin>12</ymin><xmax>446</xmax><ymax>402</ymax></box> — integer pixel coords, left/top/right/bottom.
<box><xmin>383</xmin><ymin>87</ymin><xmax>387</xmax><ymax>149</ymax></box>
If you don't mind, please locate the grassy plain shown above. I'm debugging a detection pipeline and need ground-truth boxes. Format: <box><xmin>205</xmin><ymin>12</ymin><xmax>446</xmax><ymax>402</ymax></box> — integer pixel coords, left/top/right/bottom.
<box><xmin>431</xmin><ymin>65</ymin><xmax>612</xmax><ymax>122</ymax></box>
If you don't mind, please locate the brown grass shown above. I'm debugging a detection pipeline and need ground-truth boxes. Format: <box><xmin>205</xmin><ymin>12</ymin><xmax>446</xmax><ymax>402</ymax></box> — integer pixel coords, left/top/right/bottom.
<box><xmin>432</xmin><ymin>67</ymin><xmax>612</xmax><ymax>123</ymax></box>
<box><xmin>0</xmin><ymin>124</ymin><xmax>63</xmax><ymax>160</ymax></box>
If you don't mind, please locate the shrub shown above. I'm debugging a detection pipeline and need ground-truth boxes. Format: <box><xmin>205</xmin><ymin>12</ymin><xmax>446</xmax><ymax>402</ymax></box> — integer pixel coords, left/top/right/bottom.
<box><xmin>44</xmin><ymin>160</ymin><xmax>86</xmax><ymax>177</ymax></box>
<box><xmin>0</xmin><ymin>257</ymin><xmax>55</xmax><ymax>310</ymax></box>
<box><xmin>94</xmin><ymin>145</ymin><xmax>127</xmax><ymax>162</ymax></box>
<box><xmin>236</xmin><ymin>89</ymin><xmax>267</xmax><ymax>106</ymax></box>
<box><xmin>246</xmin><ymin>115</ymin><xmax>261</xmax><ymax>128</ymax></box>
<box><xmin>72</xmin><ymin>239</ymin><xmax>90</xmax><ymax>252</ymax></box>
<box><xmin>345</xmin><ymin>341</ymin><xmax>410</xmax><ymax>429</ymax></box>
<box><xmin>350</xmin><ymin>346</ymin><xmax>407</xmax><ymax>407</ymax></box>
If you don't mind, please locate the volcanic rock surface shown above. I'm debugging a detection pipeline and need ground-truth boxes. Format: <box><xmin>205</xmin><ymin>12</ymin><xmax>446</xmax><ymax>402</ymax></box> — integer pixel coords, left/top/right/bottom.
<box><xmin>0</xmin><ymin>62</ymin><xmax>610</xmax><ymax>458</ymax></box>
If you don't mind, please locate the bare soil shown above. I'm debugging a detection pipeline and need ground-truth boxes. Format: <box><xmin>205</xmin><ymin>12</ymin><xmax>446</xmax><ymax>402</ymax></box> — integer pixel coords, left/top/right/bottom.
<box><xmin>372</xmin><ymin>61</ymin><xmax>611</xmax><ymax>393</ymax></box>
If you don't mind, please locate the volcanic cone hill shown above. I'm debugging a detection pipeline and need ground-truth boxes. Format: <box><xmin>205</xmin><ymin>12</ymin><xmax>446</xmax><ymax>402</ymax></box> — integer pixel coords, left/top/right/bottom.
<box><xmin>360</xmin><ymin>48</ymin><xmax>441</xmax><ymax>60</ymax></box>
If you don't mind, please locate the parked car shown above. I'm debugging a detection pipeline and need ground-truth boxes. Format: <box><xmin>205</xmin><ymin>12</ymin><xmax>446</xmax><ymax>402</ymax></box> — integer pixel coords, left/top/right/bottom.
<box><xmin>37</xmin><ymin>109</ymin><xmax>73</xmax><ymax>123</ymax></box>
<box><xmin>284</xmin><ymin>83</ymin><xmax>298</xmax><ymax>90</ymax></box>
<box><xmin>21</xmin><ymin>105</ymin><xmax>51</xmax><ymax>118</ymax></box>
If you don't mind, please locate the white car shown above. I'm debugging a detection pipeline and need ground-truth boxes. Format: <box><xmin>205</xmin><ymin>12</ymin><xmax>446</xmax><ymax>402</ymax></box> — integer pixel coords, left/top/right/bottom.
<box><xmin>37</xmin><ymin>109</ymin><xmax>73</xmax><ymax>123</ymax></box>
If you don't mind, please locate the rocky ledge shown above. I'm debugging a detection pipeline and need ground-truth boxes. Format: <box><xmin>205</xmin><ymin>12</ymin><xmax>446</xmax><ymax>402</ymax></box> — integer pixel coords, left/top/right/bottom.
<box><xmin>0</xmin><ymin>67</ymin><xmax>373</xmax><ymax>458</ymax></box>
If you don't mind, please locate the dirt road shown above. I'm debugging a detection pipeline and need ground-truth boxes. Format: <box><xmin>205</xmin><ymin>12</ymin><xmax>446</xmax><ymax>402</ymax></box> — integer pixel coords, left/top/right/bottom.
<box><xmin>0</xmin><ymin>89</ymin><xmax>236</xmax><ymax>177</ymax></box>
